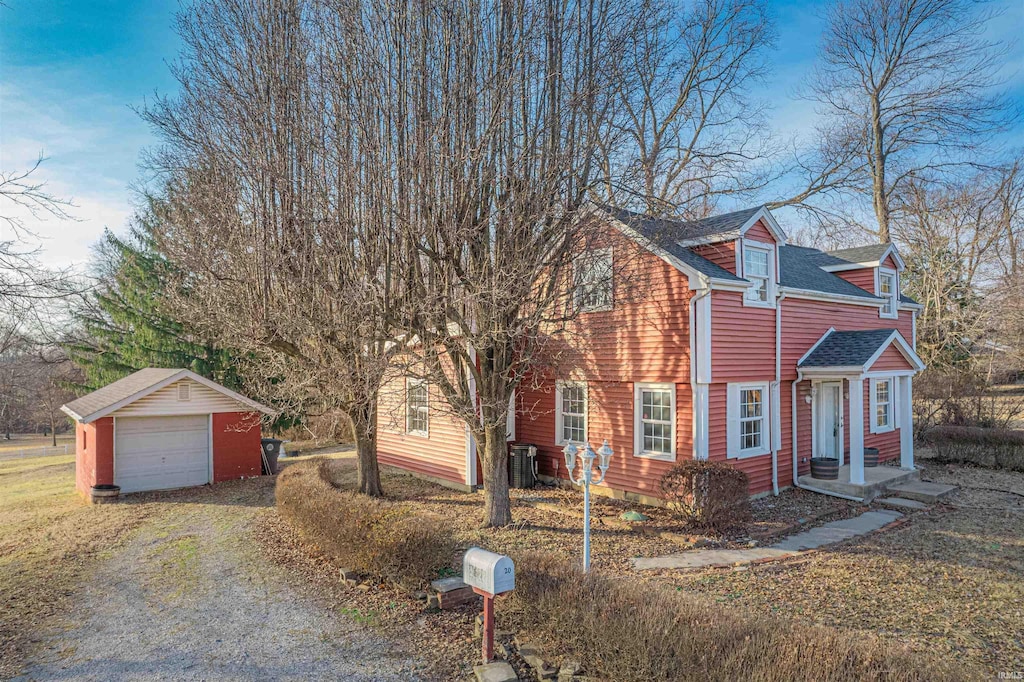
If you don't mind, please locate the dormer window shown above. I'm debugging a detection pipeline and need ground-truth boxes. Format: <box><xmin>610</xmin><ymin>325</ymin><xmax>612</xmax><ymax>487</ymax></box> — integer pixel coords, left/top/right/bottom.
<box><xmin>877</xmin><ymin>268</ymin><xmax>898</xmax><ymax>319</ymax></box>
<box><xmin>742</xmin><ymin>242</ymin><xmax>775</xmax><ymax>308</ymax></box>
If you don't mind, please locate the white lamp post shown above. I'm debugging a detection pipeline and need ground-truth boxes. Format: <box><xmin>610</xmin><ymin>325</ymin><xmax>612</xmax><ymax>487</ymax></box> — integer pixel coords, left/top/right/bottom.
<box><xmin>562</xmin><ymin>439</ymin><xmax>613</xmax><ymax>572</ymax></box>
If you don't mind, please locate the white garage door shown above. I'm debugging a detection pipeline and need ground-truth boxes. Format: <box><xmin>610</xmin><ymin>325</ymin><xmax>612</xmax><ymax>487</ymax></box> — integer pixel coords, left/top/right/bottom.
<box><xmin>115</xmin><ymin>415</ymin><xmax>210</xmax><ymax>493</ymax></box>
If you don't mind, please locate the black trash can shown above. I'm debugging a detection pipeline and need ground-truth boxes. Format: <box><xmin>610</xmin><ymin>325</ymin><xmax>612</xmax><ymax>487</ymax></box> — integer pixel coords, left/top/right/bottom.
<box><xmin>508</xmin><ymin>443</ymin><xmax>538</xmax><ymax>489</ymax></box>
<box><xmin>261</xmin><ymin>438</ymin><xmax>284</xmax><ymax>474</ymax></box>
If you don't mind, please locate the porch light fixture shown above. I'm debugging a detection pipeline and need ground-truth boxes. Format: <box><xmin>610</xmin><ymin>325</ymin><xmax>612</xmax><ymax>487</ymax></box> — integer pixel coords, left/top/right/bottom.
<box><xmin>562</xmin><ymin>439</ymin><xmax>613</xmax><ymax>572</ymax></box>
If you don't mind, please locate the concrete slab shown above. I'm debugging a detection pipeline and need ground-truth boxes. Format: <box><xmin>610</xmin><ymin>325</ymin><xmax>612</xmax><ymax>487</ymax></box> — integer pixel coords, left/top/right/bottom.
<box><xmin>633</xmin><ymin>509</ymin><xmax>903</xmax><ymax>570</ymax></box>
<box><xmin>877</xmin><ymin>496</ymin><xmax>928</xmax><ymax>510</ymax></box>
<box><xmin>632</xmin><ymin>548</ymin><xmax>793</xmax><ymax>570</ymax></box>
<box><xmin>798</xmin><ymin>465</ymin><xmax>918</xmax><ymax>501</ymax></box>
<box><xmin>771</xmin><ymin>510</ymin><xmax>901</xmax><ymax>552</ymax></box>
<box><xmin>885</xmin><ymin>480</ymin><xmax>958</xmax><ymax>503</ymax></box>
<box><xmin>474</xmin><ymin>661</ymin><xmax>517</xmax><ymax>682</ymax></box>
<box><xmin>430</xmin><ymin>576</ymin><xmax>467</xmax><ymax>593</ymax></box>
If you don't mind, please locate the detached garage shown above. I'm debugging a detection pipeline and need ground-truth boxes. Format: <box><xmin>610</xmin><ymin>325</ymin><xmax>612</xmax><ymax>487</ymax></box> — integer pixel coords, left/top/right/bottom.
<box><xmin>61</xmin><ymin>368</ymin><xmax>275</xmax><ymax>500</ymax></box>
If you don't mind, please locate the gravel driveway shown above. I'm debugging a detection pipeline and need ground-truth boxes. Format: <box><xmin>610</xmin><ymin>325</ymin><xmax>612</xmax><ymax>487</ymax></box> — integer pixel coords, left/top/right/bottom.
<box><xmin>17</xmin><ymin>480</ymin><xmax>424</xmax><ymax>681</ymax></box>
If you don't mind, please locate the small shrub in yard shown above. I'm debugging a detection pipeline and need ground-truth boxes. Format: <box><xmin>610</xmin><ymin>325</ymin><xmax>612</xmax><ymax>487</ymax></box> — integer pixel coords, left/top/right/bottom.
<box><xmin>505</xmin><ymin>553</ymin><xmax>970</xmax><ymax>681</ymax></box>
<box><xmin>921</xmin><ymin>425</ymin><xmax>1024</xmax><ymax>472</ymax></box>
<box><xmin>275</xmin><ymin>459</ymin><xmax>457</xmax><ymax>589</ymax></box>
<box><xmin>659</xmin><ymin>459</ymin><xmax>751</xmax><ymax>531</ymax></box>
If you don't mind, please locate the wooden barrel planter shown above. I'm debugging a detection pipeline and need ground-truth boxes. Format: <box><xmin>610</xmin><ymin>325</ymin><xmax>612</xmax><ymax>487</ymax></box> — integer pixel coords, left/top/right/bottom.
<box><xmin>864</xmin><ymin>447</ymin><xmax>880</xmax><ymax>468</ymax></box>
<box><xmin>809</xmin><ymin>457</ymin><xmax>839</xmax><ymax>480</ymax></box>
<box><xmin>90</xmin><ymin>484</ymin><xmax>120</xmax><ymax>504</ymax></box>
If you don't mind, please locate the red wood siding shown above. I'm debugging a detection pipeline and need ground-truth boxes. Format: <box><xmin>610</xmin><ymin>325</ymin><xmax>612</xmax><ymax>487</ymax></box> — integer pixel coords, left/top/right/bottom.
<box><xmin>836</xmin><ymin>268</ymin><xmax>876</xmax><ymax>294</ymax></box>
<box><xmin>75</xmin><ymin>417</ymin><xmax>113</xmax><ymax>495</ymax></box>
<box><xmin>881</xmin><ymin>254</ymin><xmax>899</xmax><ymax>270</ymax></box>
<box><xmin>211</xmin><ymin>412</ymin><xmax>262</xmax><ymax>482</ymax></box>
<box><xmin>869</xmin><ymin>344</ymin><xmax>915</xmax><ymax>371</ymax></box>
<box><xmin>744</xmin><ymin>219</ymin><xmax>776</xmax><ymax>244</ymax></box>
<box><xmin>377</xmin><ymin>373</ymin><xmax>468</xmax><ymax>486</ymax></box>
<box><xmin>693</xmin><ymin>241</ymin><xmax>737</xmax><ymax>275</ymax></box>
<box><xmin>518</xmin><ymin>235</ymin><xmax>694</xmax><ymax>498</ymax></box>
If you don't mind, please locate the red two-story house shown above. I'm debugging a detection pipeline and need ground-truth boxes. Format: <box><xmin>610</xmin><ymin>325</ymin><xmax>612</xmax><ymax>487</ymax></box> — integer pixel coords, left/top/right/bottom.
<box><xmin>375</xmin><ymin>205</ymin><xmax>925</xmax><ymax>503</ymax></box>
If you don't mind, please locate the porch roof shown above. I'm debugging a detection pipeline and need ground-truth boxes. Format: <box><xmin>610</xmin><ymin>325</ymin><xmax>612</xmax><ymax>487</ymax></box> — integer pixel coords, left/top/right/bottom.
<box><xmin>797</xmin><ymin>328</ymin><xmax>925</xmax><ymax>374</ymax></box>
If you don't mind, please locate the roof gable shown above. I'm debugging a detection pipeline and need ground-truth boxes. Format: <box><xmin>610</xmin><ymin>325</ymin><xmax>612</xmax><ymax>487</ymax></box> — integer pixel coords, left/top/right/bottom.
<box><xmin>62</xmin><ymin>368</ymin><xmax>275</xmax><ymax>423</ymax></box>
<box><xmin>818</xmin><ymin>243</ymin><xmax>905</xmax><ymax>272</ymax></box>
<box><xmin>798</xmin><ymin>328</ymin><xmax>924</xmax><ymax>373</ymax></box>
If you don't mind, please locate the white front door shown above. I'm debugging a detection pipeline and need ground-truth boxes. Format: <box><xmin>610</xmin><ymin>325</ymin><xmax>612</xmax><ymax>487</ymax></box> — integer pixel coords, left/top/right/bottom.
<box><xmin>115</xmin><ymin>415</ymin><xmax>210</xmax><ymax>493</ymax></box>
<box><xmin>817</xmin><ymin>381</ymin><xmax>843</xmax><ymax>463</ymax></box>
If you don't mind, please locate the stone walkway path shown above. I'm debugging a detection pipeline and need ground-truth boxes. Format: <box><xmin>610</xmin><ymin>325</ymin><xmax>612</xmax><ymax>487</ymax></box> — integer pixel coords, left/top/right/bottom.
<box><xmin>632</xmin><ymin>509</ymin><xmax>903</xmax><ymax>571</ymax></box>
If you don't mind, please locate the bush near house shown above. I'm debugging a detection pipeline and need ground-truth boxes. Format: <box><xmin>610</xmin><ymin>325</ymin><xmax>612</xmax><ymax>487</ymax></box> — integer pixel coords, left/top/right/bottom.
<box><xmin>275</xmin><ymin>459</ymin><xmax>457</xmax><ymax>588</ymax></box>
<box><xmin>659</xmin><ymin>460</ymin><xmax>751</xmax><ymax>531</ymax></box>
<box><xmin>921</xmin><ymin>425</ymin><xmax>1024</xmax><ymax>472</ymax></box>
<box><xmin>506</xmin><ymin>552</ymin><xmax>969</xmax><ymax>682</ymax></box>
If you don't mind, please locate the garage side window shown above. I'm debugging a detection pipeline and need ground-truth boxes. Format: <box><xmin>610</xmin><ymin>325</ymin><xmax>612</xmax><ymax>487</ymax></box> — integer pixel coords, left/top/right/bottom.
<box><xmin>406</xmin><ymin>379</ymin><xmax>429</xmax><ymax>436</ymax></box>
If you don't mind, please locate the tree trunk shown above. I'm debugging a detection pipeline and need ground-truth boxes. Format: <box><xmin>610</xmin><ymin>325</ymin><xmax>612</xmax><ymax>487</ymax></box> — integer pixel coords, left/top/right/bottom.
<box><xmin>480</xmin><ymin>423</ymin><xmax>512</xmax><ymax>527</ymax></box>
<box><xmin>349</xmin><ymin>403</ymin><xmax>383</xmax><ymax>497</ymax></box>
<box><xmin>50</xmin><ymin>413</ymin><xmax>56</xmax><ymax>447</ymax></box>
<box><xmin>869</xmin><ymin>94</ymin><xmax>891</xmax><ymax>243</ymax></box>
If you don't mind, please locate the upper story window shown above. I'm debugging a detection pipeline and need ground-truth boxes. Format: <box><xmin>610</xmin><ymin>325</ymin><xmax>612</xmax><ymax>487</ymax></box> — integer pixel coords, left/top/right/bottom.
<box><xmin>406</xmin><ymin>379</ymin><xmax>429</xmax><ymax>436</ymax></box>
<box><xmin>878</xmin><ymin>268</ymin><xmax>898</xmax><ymax>318</ymax></box>
<box><xmin>742</xmin><ymin>242</ymin><xmax>775</xmax><ymax>308</ymax></box>
<box><xmin>575</xmin><ymin>248</ymin><xmax>613</xmax><ymax>312</ymax></box>
<box><xmin>555</xmin><ymin>381</ymin><xmax>587</xmax><ymax>445</ymax></box>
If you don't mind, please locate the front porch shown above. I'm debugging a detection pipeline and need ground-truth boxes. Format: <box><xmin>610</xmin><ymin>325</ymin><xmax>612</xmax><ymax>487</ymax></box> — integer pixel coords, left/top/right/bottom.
<box><xmin>799</xmin><ymin>464</ymin><xmax>918</xmax><ymax>501</ymax></box>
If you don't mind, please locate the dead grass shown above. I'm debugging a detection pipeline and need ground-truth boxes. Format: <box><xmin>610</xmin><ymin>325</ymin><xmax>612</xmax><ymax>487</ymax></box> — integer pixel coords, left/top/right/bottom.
<box><xmin>656</xmin><ymin>457</ymin><xmax>1024</xmax><ymax>674</ymax></box>
<box><xmin>508</xmin><ymin>552</ymin><xmax>970</xmax><ymax>681</ymax></box>
<box><xmin>0</xmin><ymin>433</ymin><xmax>74</xmax><ymax>454</ymax></box>
<box><xmin>0</xmin><ymin>454</ymin><xmax>153</xmax><ymax>678</ymax></box>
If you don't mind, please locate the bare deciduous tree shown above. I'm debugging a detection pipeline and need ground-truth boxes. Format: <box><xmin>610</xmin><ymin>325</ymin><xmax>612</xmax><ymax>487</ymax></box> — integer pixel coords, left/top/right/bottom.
<box><xmin>804</xmin><ymin>0</ymin><xmax>1016</xmax><ymax>242</ymax></box>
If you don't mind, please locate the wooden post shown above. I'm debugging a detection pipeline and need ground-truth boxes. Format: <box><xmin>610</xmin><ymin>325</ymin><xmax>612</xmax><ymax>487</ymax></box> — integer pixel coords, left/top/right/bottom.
<box><xmin>473</xmin><ymin>587</ymin><xmax>495</xmax><ymax>663</ymax></box>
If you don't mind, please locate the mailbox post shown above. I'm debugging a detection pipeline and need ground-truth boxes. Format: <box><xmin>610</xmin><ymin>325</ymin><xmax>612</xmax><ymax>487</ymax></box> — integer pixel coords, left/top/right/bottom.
<box><xmin>463</xmin><ymin>548</ymin><xmax>515</xmax><ymax>663</ymax></box>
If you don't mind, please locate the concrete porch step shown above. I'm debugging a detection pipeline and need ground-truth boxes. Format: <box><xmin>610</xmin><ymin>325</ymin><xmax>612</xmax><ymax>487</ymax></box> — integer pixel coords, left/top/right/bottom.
<box><xmin>884</xmin><ymin>480</ymin><xmax>958</xmax><ymax>504</ymax></box>
<box><xmin>876</xmin><ymin>496</ymin><xmax>929</xmax><ymax>511</ymax></box>
<box><xmin>798</xmin><ymin>465</ymin><xmax>919</xmax><ymax>501</ymax></box>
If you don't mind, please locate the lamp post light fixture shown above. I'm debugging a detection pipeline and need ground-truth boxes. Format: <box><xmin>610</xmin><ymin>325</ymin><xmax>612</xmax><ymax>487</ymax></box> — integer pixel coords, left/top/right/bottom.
<box><xmin>562</xmin><ymin>439</ymin><xmax>613</xmax><ymax>572</ymax></box>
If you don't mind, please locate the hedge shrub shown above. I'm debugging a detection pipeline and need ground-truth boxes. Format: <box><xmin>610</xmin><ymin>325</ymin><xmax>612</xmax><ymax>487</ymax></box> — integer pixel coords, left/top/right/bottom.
<box><xmin>505</xmin><ymin>553</ymin><xmax>969</xmax><ymax>682</ymax></box>
<box><xmin>659</xmin><ymin>459</ymin><xmax>751</xmax><ymax>531</ymax></box>
<box><xmin>275</xmin><ymin>459</ymin><xmax>457</xmax><ymax>588</ymax></box>
<box><xmin>920</xmin><ymin>425</ymin><xmax>1024</xmax><ymax>472</ymax></box>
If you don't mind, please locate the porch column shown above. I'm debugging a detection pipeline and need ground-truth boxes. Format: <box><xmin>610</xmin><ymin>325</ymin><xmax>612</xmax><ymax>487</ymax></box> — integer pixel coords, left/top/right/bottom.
<box><xmin>900</xmin><ymin>376</ymin><xmax>914</xmax><ymax>470</ymax></box>
<box><xmin>848</xmin><ymin>377</ymin><xmax>865</xmax><ymax>485</ymax></box>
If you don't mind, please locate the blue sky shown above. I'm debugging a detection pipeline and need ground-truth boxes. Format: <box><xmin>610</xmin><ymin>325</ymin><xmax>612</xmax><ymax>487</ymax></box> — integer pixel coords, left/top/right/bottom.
<box><xmin>1</xmin><ymin>0</ymin><xmax>1021</xmax><ymax>269</ymax></box>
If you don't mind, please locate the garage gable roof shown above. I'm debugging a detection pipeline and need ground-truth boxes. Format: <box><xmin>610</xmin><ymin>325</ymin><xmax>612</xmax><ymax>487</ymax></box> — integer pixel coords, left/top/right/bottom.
<box><xmin>61</xmin><ymin>368</ymin><xmax>275</xmax><ymax>423</ymax></box>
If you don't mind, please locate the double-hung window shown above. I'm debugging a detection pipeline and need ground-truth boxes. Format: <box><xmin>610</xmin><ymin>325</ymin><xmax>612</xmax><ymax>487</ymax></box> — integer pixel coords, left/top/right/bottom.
<box><xmin>634</xmin><ymin>383</ymin><xmax>675</xmax><ymax>460</ymax></box>
<box><xmin>727</xmin><ymin>382</ymin><xmax>770</xmax><ymax>458</ymax></box>
<box><xmin>575</xmin><ymin>248</ymin><xmax>613</xmax><ymax>312</ymax></box>
<box><xmin>878</xmin><ymin>269</ymin><xmax>898</xmax><ymax>318</ymax></box>
<box><xmin>406</xmin><ymin>379</ymin><xmax>429</xmax><ymax>435</ymax></box>
<box><xmin>742</xmin><ymin>243</ymin><xmax>774</xmax><ymax>308</ymax></box>
<box><xmin>555</xmin><ymin>382</ymin><xmax>587</xmax><ymax>444</ymax></box>
<box><xmin>871</xmin><ymin>378</ymin><xmax>894</xmax><ymax>433</ymax></box>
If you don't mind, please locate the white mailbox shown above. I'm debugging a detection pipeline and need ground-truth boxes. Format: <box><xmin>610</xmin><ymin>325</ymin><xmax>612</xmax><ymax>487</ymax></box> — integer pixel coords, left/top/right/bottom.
<box><xmin>463</xmin><ymin>547</ymin><xmax>515</xmax><ymax>596</ymax></box>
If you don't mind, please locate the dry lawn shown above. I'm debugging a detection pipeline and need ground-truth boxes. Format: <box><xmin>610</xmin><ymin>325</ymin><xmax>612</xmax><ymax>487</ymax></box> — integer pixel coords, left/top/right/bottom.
<box><xmin>653</xmin><ymin>457</ymin><xmax>1024</xmax><ymax>674</ymax></box>
<box><xmin>0</xmin><ymin>454</ymin><xmax>153</xmax><ymax>678</ymax></box>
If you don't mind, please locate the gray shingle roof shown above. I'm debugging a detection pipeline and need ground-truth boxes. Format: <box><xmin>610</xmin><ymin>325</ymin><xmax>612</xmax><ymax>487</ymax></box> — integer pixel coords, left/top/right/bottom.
<box><xmin>599</xmin><ymin>204</ymin><xmax>765</xmax><ymax>244</ymax></box>
<box><xmin>63</xmin><ymin>368</ymin><xmax>184</xmax><ymax>420</ymax></box>
<box><xmin>599</xmin><ymin>204</ymin><xmax>746</xmax><ymax>282</ymax></box>
<box><xmin>798</xmin><ymin>329</ymin><xmax>897</xmax><ymax>367</ymax></box>
<box><xmin>779</xmin><ymin>245</ymin><xmax>883</xmax><ymax>300</ymax></box>
<box><xmin>818</xmin><ymin>244</ymin><xmax>894</xmax><ymax>268</ymax></box>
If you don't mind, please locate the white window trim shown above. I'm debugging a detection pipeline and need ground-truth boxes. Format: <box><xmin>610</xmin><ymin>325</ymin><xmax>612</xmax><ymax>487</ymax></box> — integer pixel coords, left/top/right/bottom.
<box><xmin>575</xmin><ymin>247</ymin><xmax>614</xmax><ymax>313</ymax></box>
<box><xmin>741</xmin><ymin>239</ymin><xmax>777</xmax><ymax>309</ymax></box>
<box><xmin>727</xmin><ymin>381</ymin><xmax>771</xmax><ymax>459</ymax></box>
<box><xmin>405</xmin><ymin>378</ymin><xmax>429</xmax><ymax>437</ymax></box>
<box><xmin>869</xmin><ymin>377</ymin><xmax>895</xmax><ymax>434</ymax></box>
<box><xmin>876</xmin><ymin>267</ymin><xmax>899</xmax><ymax>319</ymax></box>
<box><xmin>633</xmin><ymin>382</ymin><xmax>676</xmax><ymax>461</ymax></box>
<box><xmin>554</xmin><ymin>381</ymin><xmax>587</xmax><ymax>445</ymax></box>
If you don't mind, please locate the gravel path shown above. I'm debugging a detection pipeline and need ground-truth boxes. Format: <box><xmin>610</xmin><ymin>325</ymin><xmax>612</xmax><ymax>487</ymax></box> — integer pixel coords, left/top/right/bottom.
<box><xmin>17</xmin><ymin>482</ymin><xmax>424</xmax><ymax>681</ymax></box>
